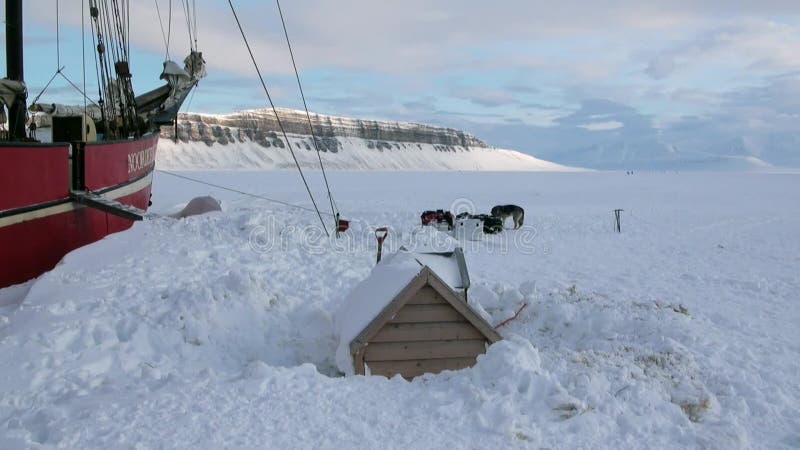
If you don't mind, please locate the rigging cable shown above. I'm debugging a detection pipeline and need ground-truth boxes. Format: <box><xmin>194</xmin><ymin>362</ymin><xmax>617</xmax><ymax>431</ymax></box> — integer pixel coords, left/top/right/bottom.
<box><xmin>93</xmin><ymin>0</ymin><xmax>119</xmax><ymax>127</ymax></box>
<box><xmin>30</xmin><ymin>69</ymin><xmax>62</xmax><ymax>106</ymax></box>
<box><xmin>82</xmin><ymin>0</ymin><xmax>87</xmax><ymax>121</ymax></box>
<box><xmin>56</xmin><ymin>0</ymin><xmax>60</xmax><ymax>68</ymax></box>
<box><xmin>275</xmin><ymin>0</ymin><xmax>339</xmax><ymax>233</ymax></box>
<box><xmin>167</xmin><ymin>0</ymin><xmax>173</xmax><ymax>59</ymax></box>
<box><xmin>107</xmin><ymin>0</ymin><xmax>136</xmax><ymax>134</ymax></box>
<box><xmin>226</xmin><ymin>0</ymin><xmax>330</xmax><ymax>236</ymax></box>
<box><xmin>32</xmin><ymin>0</ymin><xmax>62</xmax><ymax>103</ymax></box>
<box><xmin>156</xmin><ymin>170</ymin><xmax>335</xmax><ymax>217</ymax></box>
<box><xmin>59</xmin><ymin>73</ymin><xmax>99</xmax><ymax>107</ymax></box>
<box><xmin>180</xmin><ymin>0</ymin><xmax>194</xmax><ymax>51</ymax></box>
<box><xmin>88</xmin><ymin>1</ymin><xmax>109</xmax><ymax>131</ymax></box>
<box><xmin>127</xmin><ymin>0</ymin><xmax>131</xmax><ymax>58</ymax></box>
<box><xmin>155</xmin><ymin>171</ymin><xmax>372</xmax><ymax>229</ymax></box>
<box><xmin>183</xmin><ymin>83</ymin><xmax>197</xmax><ymax>112</ymax></box>
<box><xmin>30</xmin><ymin>1</ymin><xmax>98</xmax><ymax>108</ymax></box>
<box><xmin>154</xmin><ymin>0</ymin><xmax>172</xmax><ymax>59</ymax></box>
<box><xmin>105</xmin><ymin>0</ymin><xmax>130</xmax><ymax>133</ymax></box>
<box><xmin>192</xmin><ymin>0</ymin><xmax>198</xmax><ymax>49</ymax></box>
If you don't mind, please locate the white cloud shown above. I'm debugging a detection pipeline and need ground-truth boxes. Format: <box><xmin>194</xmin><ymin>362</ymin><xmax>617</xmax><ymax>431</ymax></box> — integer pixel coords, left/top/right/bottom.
<box><xmin>579</xmin><ymin>120</ymin><xmax>624</xmax><ymax>131</ymax></box>
<box><xmin>21</xmin><ymin>0</ymin><xmax>800</xmax><ymax>87</ymax></box>
<box><xmin>450</xmin><ymin>86</ymin><xmax>520</xmax><ymax>107</ymax></box>
<box><xmin>16</xmin><ymin>0</ymin><xmax>800</xmax><ymax>163</ymax></box>
<box><xmin>644</xmin><ymin>20</ymin><xmax>800</xmax><ymax>79</ymax></box>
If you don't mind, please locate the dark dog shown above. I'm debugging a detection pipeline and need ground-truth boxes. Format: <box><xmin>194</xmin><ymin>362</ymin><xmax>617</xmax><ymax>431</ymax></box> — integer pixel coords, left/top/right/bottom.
<box><xmin>491</xmin><ymin>204</ymin><xmax>524</xmax><ymax>229</ymax></box>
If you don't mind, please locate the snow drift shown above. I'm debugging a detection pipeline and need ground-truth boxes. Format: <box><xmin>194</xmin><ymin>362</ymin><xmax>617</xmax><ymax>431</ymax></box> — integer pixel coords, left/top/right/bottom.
<box><xmin>1</xmin><ymin>171</ymin><xmax>798</xmax><ymax>448</ymax></box>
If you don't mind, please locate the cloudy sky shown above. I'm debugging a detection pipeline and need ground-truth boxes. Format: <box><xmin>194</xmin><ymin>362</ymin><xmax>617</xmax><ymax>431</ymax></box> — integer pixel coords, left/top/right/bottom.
<box><xmin>5</xmin><ymin>0</ymin><xmax>800</xmax><ymax>162</ymax></box>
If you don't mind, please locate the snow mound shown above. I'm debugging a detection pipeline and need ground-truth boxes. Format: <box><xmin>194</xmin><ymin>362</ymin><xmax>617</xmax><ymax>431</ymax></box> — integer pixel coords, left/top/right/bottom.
<box><xmin>0</xmin><ymin>171</ymin><xmax>797</xmax><ymax>448</ymax></box>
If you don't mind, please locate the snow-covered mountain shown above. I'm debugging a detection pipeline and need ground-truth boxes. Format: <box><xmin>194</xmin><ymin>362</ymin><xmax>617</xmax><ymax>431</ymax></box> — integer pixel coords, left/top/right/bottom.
<box><xmin>467</xmin><ymin>99</ymin><xmax>800</xmax><ymax>171</ymax></box>
<box><xmin>537</xmin><ymin>141</ymin><xmax>776</xmax><ymax>171</ymax></box>
<box><xmin>157</xmin><ymin>108</ymin><xmax>573</xmax><ymax>171</ymax></box>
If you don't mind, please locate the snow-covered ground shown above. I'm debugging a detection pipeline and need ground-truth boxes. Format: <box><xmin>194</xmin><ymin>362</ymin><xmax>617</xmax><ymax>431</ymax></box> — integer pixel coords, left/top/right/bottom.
<box><xmin>1</xmin><ymin>171</ymin><xmax>799</xmax><ymax>448</ymax></box>
<box><xmin>157</xmin><ymin>136</ymin><xmax>575</xmax><ymax>171</ymax></box>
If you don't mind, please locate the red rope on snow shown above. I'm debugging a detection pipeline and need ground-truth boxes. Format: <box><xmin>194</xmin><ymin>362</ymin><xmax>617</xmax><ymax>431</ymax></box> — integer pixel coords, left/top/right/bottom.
<box><xmin>494</xmin><ymin>303</ymin><xmax>528</xmax><ymax>329</ymax></box>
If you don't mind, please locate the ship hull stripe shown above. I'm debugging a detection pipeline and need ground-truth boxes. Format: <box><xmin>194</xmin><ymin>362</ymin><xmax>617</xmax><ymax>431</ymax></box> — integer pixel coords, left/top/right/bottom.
<box><xmin>0</xmin><ymin>171</ymin><xmax>153</xmax><ymax>228</ymax></box>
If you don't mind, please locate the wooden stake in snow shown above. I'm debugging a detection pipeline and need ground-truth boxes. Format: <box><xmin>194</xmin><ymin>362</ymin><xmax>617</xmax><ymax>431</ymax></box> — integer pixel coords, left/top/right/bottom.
<box><xmin>614</xmin><ymin>209</ymin><xmax>624</xmax><ymax>233</ymax></box>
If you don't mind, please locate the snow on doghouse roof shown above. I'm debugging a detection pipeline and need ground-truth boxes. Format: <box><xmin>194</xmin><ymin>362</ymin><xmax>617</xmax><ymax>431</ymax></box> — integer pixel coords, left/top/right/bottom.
<box><xmin>334</xmin><ymin>245</ymin><xmax>473</xmax><ymax>375</ymax></box>
<box><xmin>402</xmin><ymin>227</ymin><xmax>467</xmax><ymax>290</ymax></box>
<box><xmin>335</xmin><ymin>251</ymin><xmax>424</xmax><ymax>374</ymax></box>
<box><xmin>413</xmin><ymin>252</ymin><xmax>466</xmax><ymax>291</ymax></box>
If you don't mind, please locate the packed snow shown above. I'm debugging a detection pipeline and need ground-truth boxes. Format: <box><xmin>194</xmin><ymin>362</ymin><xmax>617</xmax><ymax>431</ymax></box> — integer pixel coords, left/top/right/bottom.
<box><xmin>1</xmin><ymin>171</ymin><xmax>799</xmax><ymax>448</ymax></box>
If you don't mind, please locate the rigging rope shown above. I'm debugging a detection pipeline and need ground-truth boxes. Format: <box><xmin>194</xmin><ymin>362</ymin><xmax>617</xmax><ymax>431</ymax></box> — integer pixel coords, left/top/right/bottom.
<box><xmin>82</xmin><ymin>0</ymin><xmax>87</xmax><ymax>120</ymax></box>
<box><xmin>192</xmin><ymin>0</ymin><xmax>198</xmax><ymax>49</ymax></box>
<box><xmin>32</xmin><ymin>0</ymin><xmax>64</xmax><ymax>105</ymax></box>
<box><xmin>156</xmin><ymin>169</ymin><xmax>335</xmax><ymax>217</ymax></box>
<box><xmin>89</xmin><ymin>4</ymin><xmax>107</xmax><ymax>129</ymax></box>
<box><xmin>275</xmin><ymin>0</ymin><xmax>339</xmax><ymax>233</ymax></box>
<box><xmin>93</xmin><ymin>0</ymin><xmax>117</xmax><ymax>124</ymax></box>
<box><xmin>58</xmin><ymin>72</ymin><xmax>100</xmax><ymax>108</ymax></box>
<box><xmin>226</xmin><ymin>0</ymin><xmax>330</xmax><ymax>236</ymax></box>
<box><xmin>167</xmin><ymin>0</ymin><xmax>173</xmax><ymax>59</ymax></box>
<box><xmin>93</xmin><ymin>0</ymin><xmax>136</xmax><ymax>136</ymax></box>
<box><xmin>56</xmin><ymin>0</ymin><xmax>60</xmax><ymax>68</ymax></box>
<box><xmin>31</xmin><ymin>69</ymin><xmax>100</xmax><ymax>109</ymax></box>
<box><xmin>154</xmin><ymin>0</ymin><xmax>172</xmax><ymax>59</ymax></box>
<box><xmin>127</xmin><ymin>0</ymin><xmax>131</xmax><ymax>57</ymax></box>
<box><xmin>183</xmin><ymin>84</ymin><xmax>197</xmax><ymax>112</ymax></box>
<box><xmin>30</xmin><ymin>68</ymin><xmax>63</xmax><ymax>106</ymax></box>
<box><xmin>180</xmin><ymin>0</ymin><xmax>194</xmax><ymax>51</ymax></box>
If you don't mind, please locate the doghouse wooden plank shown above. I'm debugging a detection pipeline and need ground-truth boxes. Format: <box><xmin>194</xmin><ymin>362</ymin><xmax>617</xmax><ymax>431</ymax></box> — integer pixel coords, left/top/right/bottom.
<box><xmin>426</xmin><ymin>271</ymin><xmax>502</xmax><ymax>343</ymax></box>
<box><xmin>372</xmin><ymin>322</ymin><xmax>484</xmax><ymax>343</ymax></box>
<box><xmin>367</xmin><ymin>357</ymin><xmax>478</xmax><ymax>378</ymax></box>
<box><xmin>354</xmin><ymin>348</ymin><xmax>366</xmax><ymax>375</ymax></box>
<box><xmin>350</xmin><ymin>272</ymin><xmax>429</xmax><ymax>353</ymax></box>
<box><xmin>389</xmin><ymin>304</ymin><xmax>465</xmax><ymax>323</ymax></box>
<box><xmin>364</xmin><ymin>339</ymin><xmax>487</xmax><ymax>361</ymax></box>
<box><xmin>405</xmin><ymin>286</ymin><xmax>447</xmax><ymax>305</ymax></box>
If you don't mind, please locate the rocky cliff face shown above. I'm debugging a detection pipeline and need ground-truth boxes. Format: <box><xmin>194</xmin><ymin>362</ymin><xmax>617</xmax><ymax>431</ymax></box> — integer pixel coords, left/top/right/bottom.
<box><xmin>160</xmin><ymin>108</ymin><xmax>489</xmax><ymax>153</ymax></box>
<box><xmin>157</xmin><ymin>107</ymin><xmax>571</xmax><ymax>171</ymax></box>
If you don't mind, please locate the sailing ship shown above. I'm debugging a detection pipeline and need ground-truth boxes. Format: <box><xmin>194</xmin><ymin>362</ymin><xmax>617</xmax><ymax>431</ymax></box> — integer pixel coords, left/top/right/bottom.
<box><xmin>0</xmin><ymin>0</ymin><xmax>205</xmax><ymax>288</ymax></box>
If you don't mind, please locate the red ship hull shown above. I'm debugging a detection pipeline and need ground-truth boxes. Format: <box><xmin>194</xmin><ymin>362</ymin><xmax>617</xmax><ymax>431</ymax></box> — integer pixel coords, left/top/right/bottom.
<box><xmin>0</xmin><ymin>134</ymin><xmax>158</xmax><ymax>288</ymax></box>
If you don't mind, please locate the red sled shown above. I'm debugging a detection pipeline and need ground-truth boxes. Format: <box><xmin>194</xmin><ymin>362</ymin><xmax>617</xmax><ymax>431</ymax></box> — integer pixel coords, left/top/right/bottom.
<box><xmin>420</xmin><ymin>209</ymin><xmax>454</xmax><ymax>231</ymax></box>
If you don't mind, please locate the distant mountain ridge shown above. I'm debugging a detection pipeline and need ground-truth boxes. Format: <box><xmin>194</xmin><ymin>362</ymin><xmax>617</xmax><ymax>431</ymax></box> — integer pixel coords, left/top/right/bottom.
<box><xmin>157</xmin><ymin>108</ymin><xmax>574</xmax><ymax>171</ymax></box>
<box><xmin>169</xmin><ymin>108</ymin><xmax>487</xmax><ymax>149</ymax></box>
<box><xmin>465</xmin><ymin>99</ymin><xmax>800</xmax><ymax>171</ymax></box>
<box><xmin>538</xmin><ymin>141</ymin><xmax>776</xmax><ymax>171</ymax></box>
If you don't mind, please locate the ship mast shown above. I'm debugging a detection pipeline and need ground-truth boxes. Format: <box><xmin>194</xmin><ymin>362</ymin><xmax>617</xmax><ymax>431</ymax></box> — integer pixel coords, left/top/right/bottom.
<box><xmin>5</xmin><ymin>0</ymin><xmax>26</xmax><ymax>140</ymax></box>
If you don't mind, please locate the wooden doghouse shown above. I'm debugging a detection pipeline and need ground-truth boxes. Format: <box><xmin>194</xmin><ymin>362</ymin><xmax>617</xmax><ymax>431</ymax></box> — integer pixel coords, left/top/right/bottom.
<box><xmin>335</xmin><ymin>250</ymin><xmax>501</xmax><ymax>379</ymax></box>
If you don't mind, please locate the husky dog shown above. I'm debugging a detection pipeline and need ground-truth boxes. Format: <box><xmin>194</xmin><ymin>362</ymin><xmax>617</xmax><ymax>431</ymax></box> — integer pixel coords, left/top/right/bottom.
<box><xmin>491</xmin><ymin>204</ymin><xmax>525</xmax><ymax>229</ymax></box>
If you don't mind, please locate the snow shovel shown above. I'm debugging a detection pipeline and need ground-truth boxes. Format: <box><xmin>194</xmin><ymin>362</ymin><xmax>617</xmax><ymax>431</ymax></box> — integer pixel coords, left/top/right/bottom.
<box><xmin>375</xmin><ymin>227</ymin><xmax>389</xmax><ymax>264</ymax></box>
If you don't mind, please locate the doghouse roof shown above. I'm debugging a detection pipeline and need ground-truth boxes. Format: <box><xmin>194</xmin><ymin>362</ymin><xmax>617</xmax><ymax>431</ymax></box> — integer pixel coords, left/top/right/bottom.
<box><xmin>334</xmin><ymin>251</ymin><xmax>499</xmax><ymax>375</ymax></box>
<box><xmin>413</xmin><ymin>250</ymin><xmax>469</xmax><ymax>291</ymax></box>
